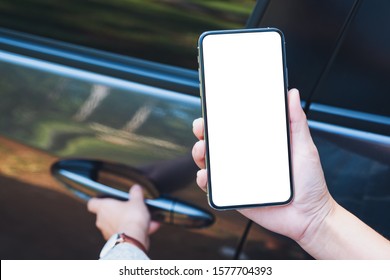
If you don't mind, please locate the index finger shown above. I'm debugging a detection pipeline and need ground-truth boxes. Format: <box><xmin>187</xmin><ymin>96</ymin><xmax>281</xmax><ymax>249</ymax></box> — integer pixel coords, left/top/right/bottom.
<box><xmin>192</xmin><ymin>118</ymin><xmax>204</xmax><ymax>140</ymax></box>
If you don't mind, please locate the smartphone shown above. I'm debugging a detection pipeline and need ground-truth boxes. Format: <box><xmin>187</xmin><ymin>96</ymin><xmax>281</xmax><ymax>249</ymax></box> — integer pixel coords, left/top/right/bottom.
<box><xmin>198</xmin><ymin>28</ymin><xmax>293</xmax><ymax>210</ymax></box>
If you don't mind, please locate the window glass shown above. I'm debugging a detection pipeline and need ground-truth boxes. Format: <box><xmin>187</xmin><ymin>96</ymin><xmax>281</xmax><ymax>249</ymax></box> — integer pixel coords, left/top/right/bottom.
<box><xmin>257</xmin><ymin>0</ymin><xmax>355</xmax><ymax>101</ymax></box>
<box><xmin>0</xmin><ymin>0</ymin><xmax>255</xmax><ymax>69</ymax></box>
<box><xmin>310</xmin><ymin>0</ymin><xmax>390</xmax><ymax>117</ymax></box>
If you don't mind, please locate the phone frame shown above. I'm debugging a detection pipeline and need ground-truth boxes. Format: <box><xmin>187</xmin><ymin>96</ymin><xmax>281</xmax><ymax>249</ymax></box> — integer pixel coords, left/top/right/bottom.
<box><xmin>198</xmin><ymin>28</ymin><xmax>293</xmax><ymax>210</ymax></box>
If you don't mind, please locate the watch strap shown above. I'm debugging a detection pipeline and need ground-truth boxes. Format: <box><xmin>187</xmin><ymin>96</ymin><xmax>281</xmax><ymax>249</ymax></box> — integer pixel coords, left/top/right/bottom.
<box><xmin>118</xmin><ymin>233</ymin><xmax>148</xmax><ymax>254</ymax></box>
<box><xmin>99</xmin><ymin>232</ymin><xmax>147</xmax><ymax>259</ymax></box>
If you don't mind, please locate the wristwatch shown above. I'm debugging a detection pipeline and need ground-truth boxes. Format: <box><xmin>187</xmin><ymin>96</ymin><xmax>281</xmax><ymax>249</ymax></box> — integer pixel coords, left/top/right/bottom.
<box><xmin>99</xmin><ymin>233</ymin><xmax>147</xmax><ymax>258</ymax></box>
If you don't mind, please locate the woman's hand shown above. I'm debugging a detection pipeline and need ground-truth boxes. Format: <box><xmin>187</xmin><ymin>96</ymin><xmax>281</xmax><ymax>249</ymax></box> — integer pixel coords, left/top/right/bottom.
<box><xmin>192</xmin><ymin>89</ymin><xmax>335</xmax><ymax>243</ymax></box>
<box><xmin>87</xmin><ymin>185</ymin><xmax>160</xmax><ymax>251</ymax></box>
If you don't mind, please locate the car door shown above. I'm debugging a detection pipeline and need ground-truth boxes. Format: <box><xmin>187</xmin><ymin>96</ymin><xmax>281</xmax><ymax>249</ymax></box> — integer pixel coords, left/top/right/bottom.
<box><xmin>2</xmin><ymin>0</ymin><xmax>290</xmax><ymax>260</ymax></box>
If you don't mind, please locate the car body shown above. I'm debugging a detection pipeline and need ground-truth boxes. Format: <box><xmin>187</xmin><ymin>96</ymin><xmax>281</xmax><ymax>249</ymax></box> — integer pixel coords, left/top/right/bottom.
<box><xmin>0</xmin><ymin>0</ymin><xmax>389</xmax><ymax>259</ymax></box>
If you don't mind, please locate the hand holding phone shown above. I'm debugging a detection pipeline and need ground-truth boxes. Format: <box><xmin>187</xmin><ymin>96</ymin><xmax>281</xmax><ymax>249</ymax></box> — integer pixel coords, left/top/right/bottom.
<box><xmin>198</xmin><ymin>28</ymin><xmax>293</xmax><ymax>210</ymax></box>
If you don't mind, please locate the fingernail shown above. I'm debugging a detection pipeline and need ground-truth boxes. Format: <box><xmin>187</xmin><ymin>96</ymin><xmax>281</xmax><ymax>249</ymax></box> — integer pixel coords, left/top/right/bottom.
<box><xmin>194</xmin><ymin>140</ymin><xmax>204</xmax><ymax>155</ymax></box>
<box><xmin>131</xmin><ymin>184</ymin><xmax>142</xmax><ymax>192</ymax></box>
<box><xmin>193</xmin><ymin>118</ymin><xmax>202</xmax><ymax>127</ymax></box>
<box><xmin>193</xmin><ymin>140</ymin><xmax>200</xmax><ymax>151</ymax></box>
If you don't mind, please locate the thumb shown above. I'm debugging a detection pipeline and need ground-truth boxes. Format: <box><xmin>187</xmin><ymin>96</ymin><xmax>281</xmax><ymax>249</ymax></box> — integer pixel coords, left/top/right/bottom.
<box><xmin>288</xmin><ymin>89</ymin><xmax>313</xmax><ymax>144</ymax></box>
<box><xmin>129</xmin><ymin>184</ymin><xmax>145</xmax><ymax>202</ymax></box>
<box><xmin>288</xmin><ymin>89</ymin><xmax>306</xmax><ymax>129</ymax></box>
<box><xmin>288</xmin><ymin>89</ymin><xmax>320</xmax><ymax>162</ymax></box>
<box><xmin>87</xmin><ymin>198</ymin><xmax>100</xmax><ymax>214</ymax></box>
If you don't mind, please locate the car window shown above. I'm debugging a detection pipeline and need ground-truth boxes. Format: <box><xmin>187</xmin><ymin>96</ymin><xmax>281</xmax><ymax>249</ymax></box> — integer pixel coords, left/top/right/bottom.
<box><xmin>254</xmin><ymin>0</ymin><xmax>389</xmax><ymax>138</ymax></box>
<box><xmin>0</xmin><ymin>0</ymin><xmax>255</xmax><ymax>70</ymax></box>
<box><xmin>309</xmin><ymin>0</ymin><xmax>390</xmax><ymax>118</ymax></box>
<box><xmin>255</xmin><ymin>0</ymin><xmax>356</xmax><ymax>101</ymax></box>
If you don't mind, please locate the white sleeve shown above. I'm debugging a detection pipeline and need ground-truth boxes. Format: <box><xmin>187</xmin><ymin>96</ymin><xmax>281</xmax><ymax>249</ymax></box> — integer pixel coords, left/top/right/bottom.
<box><xmin>100</xmin><ymin>243</ymin><xmax>150</xmax><ymax>260</ymax></box>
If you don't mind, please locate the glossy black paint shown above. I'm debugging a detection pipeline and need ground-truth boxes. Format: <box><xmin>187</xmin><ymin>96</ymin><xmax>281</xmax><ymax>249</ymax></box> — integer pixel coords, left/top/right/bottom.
<box><xmin>0</xmin><ymin>0</ymin><xmax>389</xmax><ymax>259</ymax></box>
<box><xmin>0</xmin><ymin>32</ymin><xmax>252</xmax><ymax>259</ymax></box>
<box><xmin>0</xmin><ymin>28</ymin><xmax>200</xmax><ymax>96</ymax></box>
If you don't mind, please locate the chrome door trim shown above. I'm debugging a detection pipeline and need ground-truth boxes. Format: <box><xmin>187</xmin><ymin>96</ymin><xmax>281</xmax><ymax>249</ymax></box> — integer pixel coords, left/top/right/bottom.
<box><xmin>0</xmin><ymin>28</ymin><xmax>199</xmax><ymax>95</ymax></box>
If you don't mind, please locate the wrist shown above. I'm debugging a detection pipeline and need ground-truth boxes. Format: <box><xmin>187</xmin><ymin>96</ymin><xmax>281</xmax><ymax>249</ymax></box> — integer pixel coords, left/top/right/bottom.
<box><xmin>120</xmin><ymin>226</ymin><xmax>149</xmax><ymax>251</ymax></box>
<box><xmin>298</xmin><ymin>202</ymin><xmax>390</xmax><ymax>259</ymax></box>
<box><xmin>297</xmin><ymin>197</ymin><xmax>338</xmax><ymax>258</ymax></box>
<box><xmin>119</xmin><ymin>233</ymin><xmax>148</xmax><ymax>254</ymax></box>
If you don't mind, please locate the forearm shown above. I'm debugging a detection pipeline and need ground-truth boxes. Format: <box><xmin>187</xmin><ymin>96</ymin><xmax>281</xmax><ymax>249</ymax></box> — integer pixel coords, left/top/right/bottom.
<box><xmin>298</xmin><ymin>202</ymin><xmax>390</xmax><ymax>259</ymax></box>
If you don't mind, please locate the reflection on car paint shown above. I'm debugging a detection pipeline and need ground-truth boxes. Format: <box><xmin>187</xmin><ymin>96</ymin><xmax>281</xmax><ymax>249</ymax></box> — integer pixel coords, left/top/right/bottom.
<box><xmin>0</xmin><ymin>50</ymin><xmax>199</xmax><ymax>167</ymax></box>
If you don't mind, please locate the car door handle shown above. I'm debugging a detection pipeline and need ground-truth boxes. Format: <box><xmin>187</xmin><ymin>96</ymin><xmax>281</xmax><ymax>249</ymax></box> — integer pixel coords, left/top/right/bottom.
<box><xmin>51</xmin><ymin>160</ymin><xmax>214</xmax><ymax>228</ymax></box>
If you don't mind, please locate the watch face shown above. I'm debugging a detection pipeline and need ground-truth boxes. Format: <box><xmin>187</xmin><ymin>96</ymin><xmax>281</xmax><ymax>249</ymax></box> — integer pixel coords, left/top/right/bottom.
<box><xmin>99</xmin><ymin>233</ymin><xmax>119</xmax><ymax>259</ymax></box>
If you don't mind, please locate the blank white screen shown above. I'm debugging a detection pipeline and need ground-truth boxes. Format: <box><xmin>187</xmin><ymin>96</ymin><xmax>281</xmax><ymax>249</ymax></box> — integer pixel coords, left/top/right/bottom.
<box><xmin>201</xmin><ymin>30</ymin><xmax>292</xmax><ymax>208</ymax></box>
